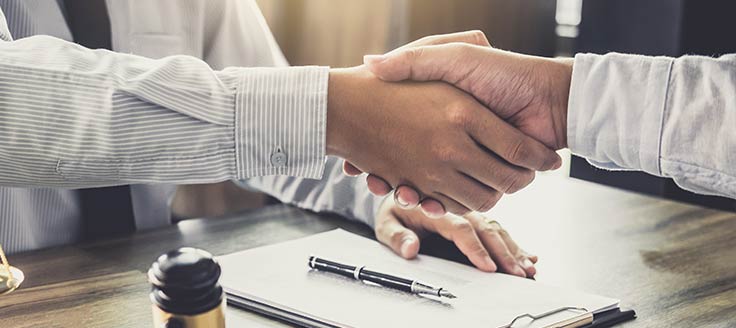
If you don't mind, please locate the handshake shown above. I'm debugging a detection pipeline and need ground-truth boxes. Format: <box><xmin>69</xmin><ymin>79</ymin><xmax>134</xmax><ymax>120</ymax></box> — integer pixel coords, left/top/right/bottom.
<box><xmin>327</xmin><ymin>31</ymin><xmax>573</xmax><ymax>217</ymax></box>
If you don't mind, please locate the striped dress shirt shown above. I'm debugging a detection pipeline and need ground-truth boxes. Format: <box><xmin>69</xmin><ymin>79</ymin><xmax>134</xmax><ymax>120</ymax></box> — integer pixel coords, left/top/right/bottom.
<box><xmin>0</xmin><ymin>0</ymin><xmax>383</xmax><ymax>253</ymax></box>
<box><xmin>0</xmin><ymin>9</ymin><xmax>328</xmax><ymax>187</ymax></box>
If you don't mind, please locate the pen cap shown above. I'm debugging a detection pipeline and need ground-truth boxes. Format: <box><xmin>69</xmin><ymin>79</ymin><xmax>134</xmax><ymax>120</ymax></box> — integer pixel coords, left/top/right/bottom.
<box><xmin>148</xmin><ymin>247</ymin><xmax>224</xmax><ymax>316</ymax></box>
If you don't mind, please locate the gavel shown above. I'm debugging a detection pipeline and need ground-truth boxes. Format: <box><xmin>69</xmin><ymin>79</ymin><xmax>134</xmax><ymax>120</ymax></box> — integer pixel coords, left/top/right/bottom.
<box><xmin>148</xmin><ymin>247</ymin><xmax>226</xmax><ymax>328</ymax></box>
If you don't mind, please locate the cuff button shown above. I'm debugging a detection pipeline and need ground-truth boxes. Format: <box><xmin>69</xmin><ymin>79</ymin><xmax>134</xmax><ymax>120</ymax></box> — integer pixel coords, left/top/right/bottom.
<box><xmin>270</xmin><ymin>148</ymin><xmax>287</xmax><ymax>168</ymax></box>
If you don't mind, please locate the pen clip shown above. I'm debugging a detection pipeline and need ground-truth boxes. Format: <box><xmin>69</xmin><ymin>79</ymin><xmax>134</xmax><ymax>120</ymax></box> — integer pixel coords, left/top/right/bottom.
<box><xmin>498</xmin><ymin>306</ymin><xmax>589</xmax><ymax>328</ymax></box>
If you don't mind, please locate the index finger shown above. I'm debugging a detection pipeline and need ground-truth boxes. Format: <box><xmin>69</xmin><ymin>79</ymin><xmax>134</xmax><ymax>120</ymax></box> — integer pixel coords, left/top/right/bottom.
<box><xmin>464</xmin><ymin>215</ymin><xmax>526</xmax><ymax>277</ymax></box>
<box><xmin>428</xmin><ymin>215</ymin><xmax>497</xmax><ymax>272</ymax></box>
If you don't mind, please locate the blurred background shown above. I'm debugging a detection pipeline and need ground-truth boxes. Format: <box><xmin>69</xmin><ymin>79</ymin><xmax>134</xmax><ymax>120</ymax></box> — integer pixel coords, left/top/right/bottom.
<box><xmin>175</xmin><ymin>0</ymin><xmax>736</xmax><ymax>219</ymax></box>
<box><xmin>255</xmin><ymin>0</ymin><xmax>558</xmax><ymax>66</ymax></box>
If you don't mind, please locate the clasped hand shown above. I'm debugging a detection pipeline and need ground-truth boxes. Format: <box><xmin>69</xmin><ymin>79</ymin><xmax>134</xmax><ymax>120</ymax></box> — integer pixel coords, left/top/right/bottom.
<box><xmin>337</xmin><ymin>30</ymin><xmax>572</xmax><ymax>217</ymax></box>
<box><xmin>327</xmin><ymin>31</ymin><xmax>564</xmax><ymax>217</ymax></box>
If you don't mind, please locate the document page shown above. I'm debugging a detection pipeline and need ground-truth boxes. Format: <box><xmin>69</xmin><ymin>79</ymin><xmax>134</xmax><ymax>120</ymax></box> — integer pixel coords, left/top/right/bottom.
<box><xmin>219</xmin><ymin>229</ymin><xmax>618</xmax><ymax>328</ymax></box>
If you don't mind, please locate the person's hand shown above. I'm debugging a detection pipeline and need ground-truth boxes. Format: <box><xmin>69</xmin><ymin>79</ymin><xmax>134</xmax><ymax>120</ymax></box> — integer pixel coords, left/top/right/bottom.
<box><xmin>332</xmin><ymin>31</ymin><xmax>562</xmax><ymax>216</ymax></box>
<box><xmin>345</xmin><ymin>31</ymin><xmax>573</xmax><ymax>216</ymax></box>
<box><xmin>365</xmin><ymin>32</ymin><xmax>572</xmax><ymax>150</ymax></box>
<box><xmin>374</xmin><ymin>196</ymin><xmax>538</xmax><ymax>278</ymax></box>
<box><xmin>325</xmin><ymin>63</ymin><xmax>561</xmax><ymax>216</ymax></box>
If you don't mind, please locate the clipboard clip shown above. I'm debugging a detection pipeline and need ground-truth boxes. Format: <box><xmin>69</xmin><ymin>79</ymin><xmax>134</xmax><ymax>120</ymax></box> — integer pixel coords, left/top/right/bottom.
<box><xmin>498</xmin><ymin>306</ymin><xmax>590</xmax><ymax>328</ymax></box>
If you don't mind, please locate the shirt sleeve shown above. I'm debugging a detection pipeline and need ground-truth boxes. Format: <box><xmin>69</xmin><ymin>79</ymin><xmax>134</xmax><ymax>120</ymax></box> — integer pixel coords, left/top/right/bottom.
<box><xmin>0</xmin><ymin>33</ymin><xmax>328</xmax><ymax>188</ymax></box>
<box><xmin>192</xmin><ymin>0</ymin><xmax>385</xmax><ymax>225</ymax></box>
<box><xmin>568</xmin><ymin>52</ymin><xmax>736</xmax><ymax>198</ymax></box>
<box><xmin>237</xmin><ymin>156</ymin><xmax>387</xmax><ymax>227</ymax></box>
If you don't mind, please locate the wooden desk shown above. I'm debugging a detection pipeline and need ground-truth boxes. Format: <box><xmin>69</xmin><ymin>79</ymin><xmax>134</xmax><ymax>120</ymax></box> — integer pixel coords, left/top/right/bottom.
<box><xmin>1</xmin><ymin>174</ymin><xmax>735</xmax><ymax>327</ymax></box>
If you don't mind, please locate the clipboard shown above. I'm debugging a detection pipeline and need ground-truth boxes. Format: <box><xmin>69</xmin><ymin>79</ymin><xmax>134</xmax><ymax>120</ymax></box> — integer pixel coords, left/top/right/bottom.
<box><xmin>219</xmin><ymin>229</ymin><xmax>635</xmax><ymax>328</ymax></box>
<box><xmin>228</xmin><ymin>297</ymin><xmax>636</xmax><ymax>328</ymax></box>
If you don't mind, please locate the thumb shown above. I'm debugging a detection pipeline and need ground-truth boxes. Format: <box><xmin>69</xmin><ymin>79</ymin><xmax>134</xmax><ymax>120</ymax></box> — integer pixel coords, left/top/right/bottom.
<box><xmin>364</xmin><ymin>43</ymin><xmax>475</xmax><ymax>83</ymax></box>
<box><xmin>392</xmin><ymin>30</ymin><xmax>490</xmax><ymax>52</ymax></box>
<box><xmin>375</xmin><ymin>212</ymin><xmax>421</xmax><ymax>259</ymax></box>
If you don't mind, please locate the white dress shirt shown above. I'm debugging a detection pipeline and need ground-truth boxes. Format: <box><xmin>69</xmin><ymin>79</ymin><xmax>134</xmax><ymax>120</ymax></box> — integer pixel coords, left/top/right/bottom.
<box><xmin>0</xmin><ymin>3</ymin><xmax>327</xmax><ymax>187</ymax></box>
<box><xmin>569</xmin><ymin>53</ymin><xmax>736</xmax><ymax>199</ymax></box>
<box><xmin>0</xmin><ymin>0</ymin><xmax>382</xmax><ymax>253</ymax></box>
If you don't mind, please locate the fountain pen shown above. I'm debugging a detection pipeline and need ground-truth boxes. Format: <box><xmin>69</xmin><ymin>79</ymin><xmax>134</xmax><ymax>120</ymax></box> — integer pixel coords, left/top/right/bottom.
<box><xmin>308</xmin><ymin>256</ymin><xmax>457</xmax><ymax>299</ymax></box>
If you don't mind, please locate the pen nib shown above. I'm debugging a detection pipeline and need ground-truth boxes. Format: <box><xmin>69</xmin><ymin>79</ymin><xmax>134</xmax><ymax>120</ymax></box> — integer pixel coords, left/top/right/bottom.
<box><xmin>439</xmin><ymin>289</ymin><xmax>457</xmax><ymax>299</ymax></box>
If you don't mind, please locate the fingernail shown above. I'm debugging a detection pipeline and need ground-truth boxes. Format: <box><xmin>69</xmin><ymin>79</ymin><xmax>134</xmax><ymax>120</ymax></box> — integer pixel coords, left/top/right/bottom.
<box><xmin>363</xmin><ymin>54</ymin><xmax>387</xmax><ymax>65</ymax></box>
<box><xmin>420</xmin><ymin>202</ymin><xmax>446</xmax><ymax>219</ymax></box>
<box><xmin>400</xmin><ymin>237</ymin><xmax>416</xmax><ymax>258</ymax></box>
<box><xmin>394</xmin><ymin>190</ymin><xmax>409</xmax><ymax>207</ymax></box>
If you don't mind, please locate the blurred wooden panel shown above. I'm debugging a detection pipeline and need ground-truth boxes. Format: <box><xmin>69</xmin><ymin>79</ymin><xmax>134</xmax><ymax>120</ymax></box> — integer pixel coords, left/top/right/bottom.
<box><xmin>406</xmin><ymin>0</ymin><xmax>557</xmax><ymax>56</ymax></box>
<box><xmin>406</xmin><ymin>0</ymin><xmax>496</xmax><ymax>39</ymax></box>
<box><xmin>257</xmin><ymin>0</ymin><xmax>557</xmax><ymax>65</ymax></box>
<box><xmin>256</xmin><ymin>0</ymin><xmax>396</xmax><ymax>66</ymax></box>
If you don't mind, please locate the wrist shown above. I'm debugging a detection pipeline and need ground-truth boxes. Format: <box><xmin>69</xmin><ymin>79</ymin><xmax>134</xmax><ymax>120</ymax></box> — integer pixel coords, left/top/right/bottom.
<box><xmin>326</xmin><ymin>66</ymin><xmax>376</xmax><ymax>158</ymax></box>
<box><xmin>326</xmin><ymin>68</ymin><xmax>353</xmax><ymax>158</ymax></box>
<box><xmin>548</xmin><ymin>57</ymin><xmax>573</xmax><ymax>149</ymax></box>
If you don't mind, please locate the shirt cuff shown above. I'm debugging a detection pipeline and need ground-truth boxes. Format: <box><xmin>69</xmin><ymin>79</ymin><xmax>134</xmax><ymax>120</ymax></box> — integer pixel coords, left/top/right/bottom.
<box><xmin>567</xmin><ymin>53</ymin><xmax>674</xmax><ymax>175</ymax></box>
<box><xmin>233</xmin><ymin>66</ymin><xmax>329</xmax><ymax>179</ymax></box>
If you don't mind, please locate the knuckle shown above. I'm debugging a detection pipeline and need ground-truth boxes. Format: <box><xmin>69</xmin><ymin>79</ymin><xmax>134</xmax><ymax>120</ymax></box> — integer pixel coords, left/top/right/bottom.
<box><xmin>423</xmin><ymin>171</ymin><xmax>443</xmax><ymax>186</ymax></box>
<box><xmin>406</xmin><ymin>47</ymin><xmax>426</xmax><ymax>63</ymax></box>
<box><xmin>431</xmin><ymin>144</ymin><xmax>460</xmax><ymax>164</ymax></box>
<box><xmin>450</xmin><ymin>219</ymin><xmax>474</xmax><ymax>234</ymax></box>
<box><xmin>505</xmin><ymin>139</ymin><xmax>528</xmax><ymax>164</ymax></box>
<box><xmin>479</xmin><ymin>224</ymin><xmax>502</xmax><ymax>237</ymax></box>
<box><xmin>388</xmin><ymin>229</ymin><xmax>407</xmax><ymax>246</ymax></box>
<box><xmin>446</xmin><ymin>103</ymin><xmax>472</xmax><ymax>129</ymax></box>
<box><xmin>469</xmin><ymin>30</ymin><xmax>488</xmax><ymax>45</ymax></box>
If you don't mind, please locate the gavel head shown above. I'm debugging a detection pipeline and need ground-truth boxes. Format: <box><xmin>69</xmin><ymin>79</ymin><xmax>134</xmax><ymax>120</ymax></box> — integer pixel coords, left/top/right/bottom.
<box><xmin>148</xmin><ymin>247</ymin><xmax>226</xmax><ymax>328</ymax></box>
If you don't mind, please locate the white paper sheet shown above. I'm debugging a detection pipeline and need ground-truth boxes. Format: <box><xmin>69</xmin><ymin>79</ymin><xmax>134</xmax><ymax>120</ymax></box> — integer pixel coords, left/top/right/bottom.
<box><xmin>219</xmin><ymin>229</ymin><xmax>619</xmax><ymax>328</ymax></box>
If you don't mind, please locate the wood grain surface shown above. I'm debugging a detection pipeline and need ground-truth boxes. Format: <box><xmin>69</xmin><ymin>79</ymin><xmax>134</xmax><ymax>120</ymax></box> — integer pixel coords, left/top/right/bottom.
<box><xmin>1</xmin><ymin>173</ymin><xmax>734</xmax><ymax>327</ymax></box>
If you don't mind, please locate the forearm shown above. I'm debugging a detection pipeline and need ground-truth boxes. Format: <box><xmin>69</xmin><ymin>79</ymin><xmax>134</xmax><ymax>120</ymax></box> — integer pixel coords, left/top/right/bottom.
<box><xmin>568</xmin><ymin>53</ymin><xmax>736</xmax><ymax>198</ymax></box>
<box><xmin>239</xmin><ymin>156</ymin><xmax>385</xmax><ymax>227</ymax></box>
<box><xmin>0</xmin><ymin>35</ymin><xmax>328</xmax><ymax>188</ymax></box>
